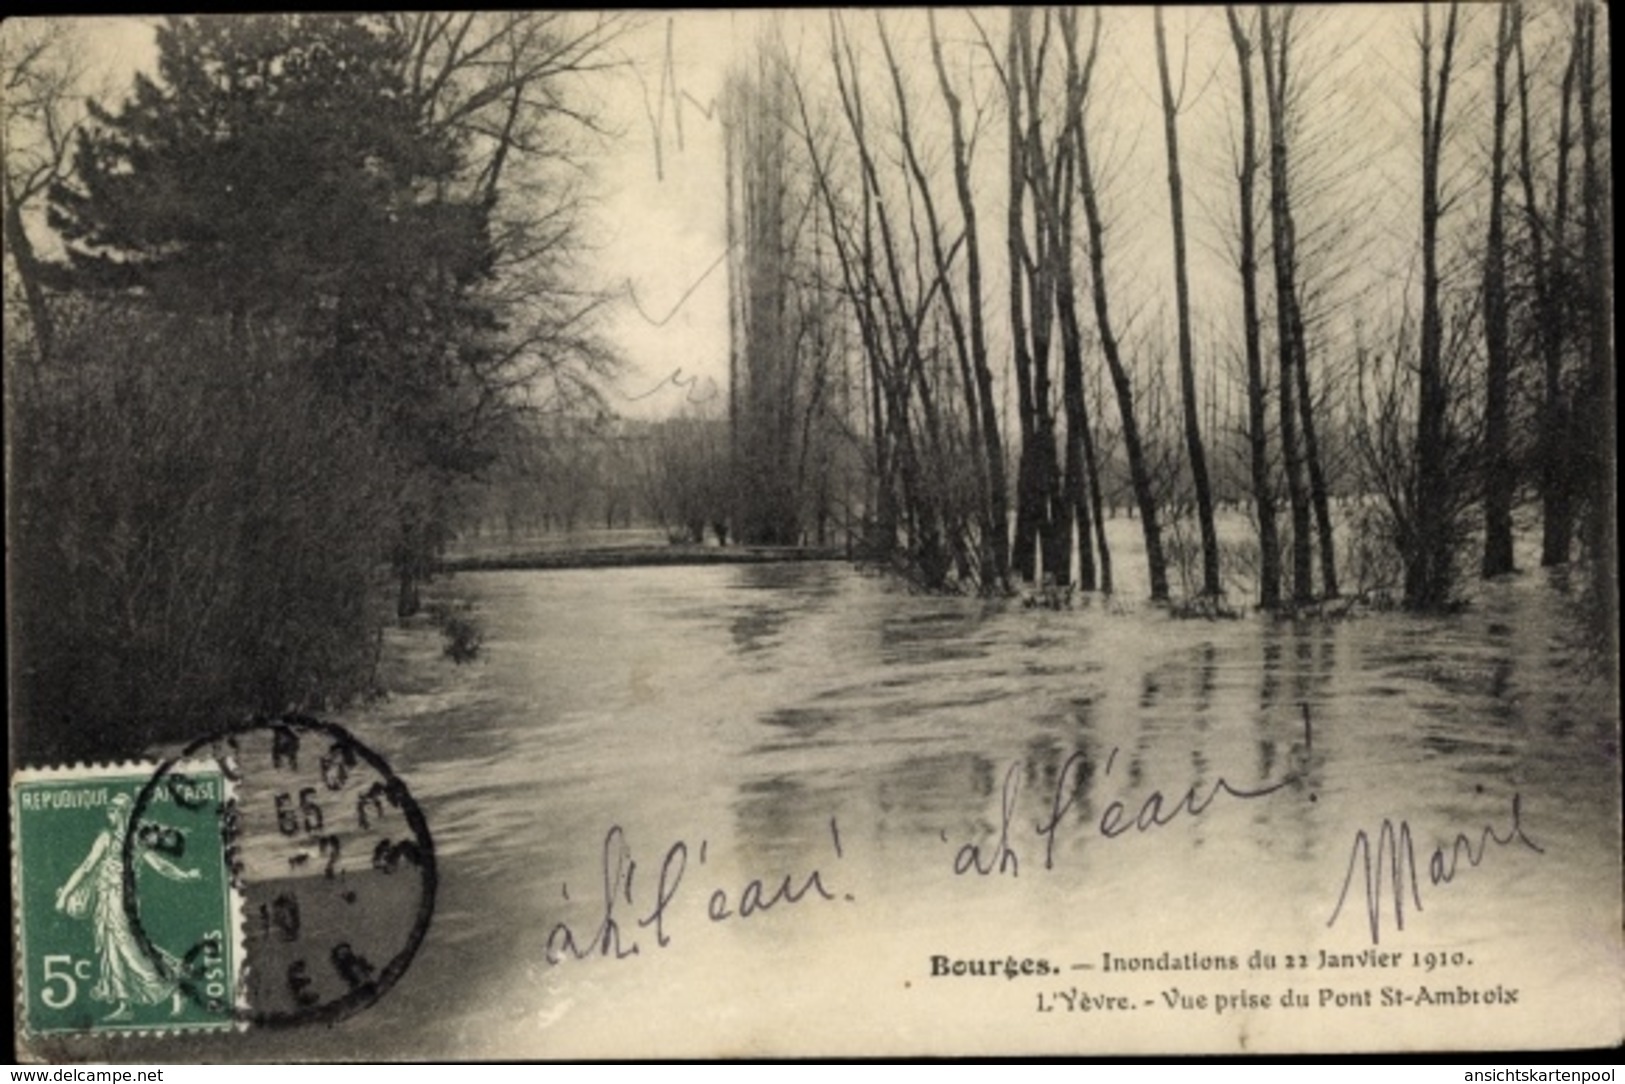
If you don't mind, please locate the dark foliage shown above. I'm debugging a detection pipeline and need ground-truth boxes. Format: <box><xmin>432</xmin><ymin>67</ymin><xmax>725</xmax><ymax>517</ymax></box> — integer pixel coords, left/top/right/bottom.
<box><xmin>9</xmin><ymin>307</ymin><xmax>395</xmax><ymax>764</ymax></box>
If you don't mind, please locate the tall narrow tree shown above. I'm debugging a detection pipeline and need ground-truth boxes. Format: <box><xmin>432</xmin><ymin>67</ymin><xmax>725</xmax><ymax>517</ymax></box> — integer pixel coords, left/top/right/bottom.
<box><xmin>1065</xmin><ymin>9</ymin><xmax>1169</xmax><ymax>601</ymax></box>
<box><xmin>1519</xmin><ymin>0</ymin><xmax>1578</xmax><ymax>567</ymax></box>
<box><xmin>1012</xmin><ymin>11</ymin><xmax>1069</xmax><ymax>585</ymax></box>
<box><xmin>1574</xmin><ymin>0</ymin><xmax>1612</xmax><ymax>569</ymax></box>
<box><xmin>1226</xmin><ymin>6</ymin><xmax>1281</xmax><ymax>609</ymax></box>
<box><xmin>1481</xmin><ymin>0</ymin><xmax>1517</xmax><ymax>578</ymax></box>
<box><xmin>1259</xmin><ymin>7</ymin><xmax>1314</xmax><ymax>604</ymax></box>
<box><xmin>929</xmin><ymin>11</ymin><xmax>1011</xmax><ymax>589</ymax></box>
<box><xmin>1407</xmin><ymin>0</ymin><xmax>1461</xmax><ymax>610</ymax></box>
<box><xmin>1155</xmin><ymin>6</ymin><xmax>1222</xmax><ymax>597</ymax></box>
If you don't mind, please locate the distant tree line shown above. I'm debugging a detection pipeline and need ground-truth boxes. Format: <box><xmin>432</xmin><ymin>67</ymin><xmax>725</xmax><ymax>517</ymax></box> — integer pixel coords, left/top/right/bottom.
<box><xmin>5</xmin><ymin>14</ymin><xmax>620</xmax><ymax>762</ymax></box>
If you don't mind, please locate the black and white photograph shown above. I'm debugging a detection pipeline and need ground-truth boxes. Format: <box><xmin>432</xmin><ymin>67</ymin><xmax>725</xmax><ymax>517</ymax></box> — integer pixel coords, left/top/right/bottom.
<box><xmin>5</xmin><ymin>7</ymin><xmax>1619</xmax><ymax>1061</ymax></box>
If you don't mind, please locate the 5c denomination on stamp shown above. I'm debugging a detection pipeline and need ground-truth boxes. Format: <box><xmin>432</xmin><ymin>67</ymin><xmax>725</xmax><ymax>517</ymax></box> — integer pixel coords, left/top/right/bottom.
<box><xmin>12</xmin><ymin>763</ymin><xmax>240</xmax><ymax>1037</ymax></box>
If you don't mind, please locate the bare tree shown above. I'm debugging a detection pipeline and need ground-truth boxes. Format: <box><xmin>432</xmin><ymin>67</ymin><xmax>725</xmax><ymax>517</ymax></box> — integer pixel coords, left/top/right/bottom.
<box><xmin>881</xmin><ymin>15</ymin><xmax>994</xmax><ymax>583</ymax></box>
<box><xmin>1004</xmin><ymin>8</ymin><xmax>1049</xmax><ymax>585</ymax></box>
<box><xmin>1518</xmin><ymin>0</ymin><xmax>1578</xmax><ymax>567</ymax></box>
<box><xmin>1407</xmin><ymin>0</ymin><xmax>1462</xmax><ymax>610</ymax></box>
<box><xmin>394</xmin><ymin>13</ymin><xmax>627</xmax><ymax>428</ymax></box>
<box><xmin>1481</xmin><ymin>0</ymin><xmax>1517</xmax><ymax>578</ymax></box>
<box><xmin>1155</xmin><ymin>7</ymin><xmax>1222</xmax><ymax>598</ymax></box>
<box><xmin>1065</xmin><ymin>9</ymin><xmax>1170</xmax><ymax>601</ymax></box>
<box><xmin>928</xmin><ymin>11</ymin><xmax>1012</xmax><ymax>588</ymax></box>
<box><xmin>2</xmin><ymin>20</ymin><xmax>89</xmax><ymax>359</ymax></box>
<box><xmin>1048</xmin><ymin>11</ymin><xmax>1109</xmax><ymax>592</ymax></box>
<box><xmin>1259</xmin><ymin>7</ymin><xmax>1315</xmax><ymax>603</ymax></box>
<box><xmin>1225</xmin><ymin>6</ymin><xmax>1282</xmax><ymax>609</ymax></box>
<box><xmin>1574</xmin><ymin>0</ymin><xmax>1612</xmax><ymax>571</ymax></box>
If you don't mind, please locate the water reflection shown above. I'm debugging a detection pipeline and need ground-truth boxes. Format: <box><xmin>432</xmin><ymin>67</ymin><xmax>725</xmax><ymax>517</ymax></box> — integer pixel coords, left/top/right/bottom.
<box><xmin>158</xmin><ymin>561</ymin><xmax>1620</xmax><ymax>1058</ymax></box>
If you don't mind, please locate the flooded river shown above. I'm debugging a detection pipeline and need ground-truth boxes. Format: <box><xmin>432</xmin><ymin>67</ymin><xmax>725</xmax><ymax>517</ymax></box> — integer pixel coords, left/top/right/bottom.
<box><xmin>156</xmin><ymin>550</ymin><xmax>1618</xmax><ymax>1058</ymax></box>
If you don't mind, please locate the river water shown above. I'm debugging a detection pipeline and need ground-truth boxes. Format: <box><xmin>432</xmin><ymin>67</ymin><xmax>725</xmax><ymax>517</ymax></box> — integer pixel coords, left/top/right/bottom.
<box><xmin>159</xmin><ymin>548</ymin><xmax>1618</xmax><ymax>1058</ymax></box>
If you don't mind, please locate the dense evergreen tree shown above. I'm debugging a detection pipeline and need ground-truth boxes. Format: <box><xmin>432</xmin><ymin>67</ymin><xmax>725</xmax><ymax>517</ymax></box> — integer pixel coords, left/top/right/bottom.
<box><xmin>50</xmin><ymin>16</ymin><xmax>497</xmax><ymax>471</ymax></box>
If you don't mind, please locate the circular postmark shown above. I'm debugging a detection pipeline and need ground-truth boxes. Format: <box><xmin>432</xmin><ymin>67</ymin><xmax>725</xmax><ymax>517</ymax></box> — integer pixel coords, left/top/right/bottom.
<box><xmin>124</xmin><ymin>714</ymin><xmax>437</xmax><ymax>1028</ymax></box>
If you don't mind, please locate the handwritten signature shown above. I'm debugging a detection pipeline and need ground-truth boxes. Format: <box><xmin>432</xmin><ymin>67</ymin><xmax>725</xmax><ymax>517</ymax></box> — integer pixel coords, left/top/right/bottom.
<box><xmin>1326</xmin><ymin>793</ymin><xmax>1543</xmax><ymax>945</ymax></box>
<box><xmin>545</xmin><ymin>817</ymin><xmax>850</xmax><ymax>964</ymax></box>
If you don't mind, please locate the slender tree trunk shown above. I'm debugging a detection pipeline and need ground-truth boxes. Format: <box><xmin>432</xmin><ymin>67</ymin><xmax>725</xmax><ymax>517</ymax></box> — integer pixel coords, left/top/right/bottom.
<box><xmin>1522</xmin><ymin>5</ymin><xmax>1577</xmax><ymax>567</ymax></box>
<box><xmin>1408</xmin><ymin>1</ymin><xmax>1460</xmax><ymax>611</ymax></box>
<box><xmin>833</xmin><ymin>16</ymin><xmax>954</xmax><ymax>586</ymax></box>
<box><xmin>930</xmin><ymin>11</ymin><xmax>1011</xmax><ymax>590</ymax></box>
<box><xmin>1082</xmin><ymin>378</ymin><xmax>1113</xmax><ymax>594</ymax></box>
<box><xmin>1256</xmin><ymin>7</ymin><xmax>1339</xmax><ymax>600</ymax></box>
<box><xmin>1482</xmin><ymin>0</ymin><xmax>1517</xmax><ymax>578</ymax></box>
<box><xmin>1007</xmin><ymin>11</ymin><xmax>1042</xmax><ymax>584</ymax></box>
<box><xmin>882</xmin><ymin>16</ymin><xmax>997</xmax><ymax>589</ymax></box>
<box><xmin>1015</xmin><ymin>9</ymin><xmax>1084</xmax><ymax>590</ymax></box>
<box><xmin>1064</xmin><ymin>402</ymin><xmax>1096</xmax><ymax>590</ymax></box>
<box><xmin>1260</xmin><ymin>7</ymin><xmax>1313</xmax><ymax>604</ymax></box>
<box><xmin>1065</xmin><ymin>10</ymin><xmax>1169</xmax><ymax>601</ymax></box>
<box><xmin>1575</xmin><ymin>1</ymin><xmax>1613</xmax><ymax>568</ymax></box>
<box><xmin>1051</xmin><ymin>112</ymin><xmax>1097</xmax><ymax>591</ymax></box>
<box><xmin>1227</xmin><ymin>6</ymin><xmax>1280</xmax><ymax>610</ymax></box>
<box><xmin>2</xmin><ymin>176</ymin><xmax>55</xmax><ymax>360</ymax></box>
<box><xmin>1293</xmin><ymin>305</ymin><xmax>1339</xmax><ymax>598</ymax></box>
<box><xmin>1057</xmin><ymin>226</ymin><xmax>1098</xmax><ymax>590</ymax></box>
<box><xmin>788</xmin><ymin>56</ymin><xmax>895</xmax><ymax>558</ymax></box>
<box><xmin>722</xmin><ymin>83</ymin><xmax>747</xmax><ymax>544</ymax></box>
<box><xmin>1156</xmin><ymin>7</ymin><xmax>1222</xmax><ymax>598</ymax></box>
<box><xmin>1263</xmin><ymin>5</ymin><xmax>1338</xmax><ymax>601</ymax></box>
<box><xmin>1027</xmin><ymin>218</ymin><xmax>1066</xmax><ymax>588</ymax></box>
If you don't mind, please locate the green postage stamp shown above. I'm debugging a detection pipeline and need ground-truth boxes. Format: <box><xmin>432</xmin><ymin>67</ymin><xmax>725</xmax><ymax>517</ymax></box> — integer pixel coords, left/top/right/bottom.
<box><xmin>11</xmin><ymin>763</ymin><xmax>241</xmax><ymax>1037</ymax></box>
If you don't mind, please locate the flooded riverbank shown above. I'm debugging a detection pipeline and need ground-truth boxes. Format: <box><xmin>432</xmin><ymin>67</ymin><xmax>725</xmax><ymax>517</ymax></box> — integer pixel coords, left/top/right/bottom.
<box><xmin>135</xmin><ymin>542</ymin><xmax>1619</xmax><ymax>1059</ymax></box>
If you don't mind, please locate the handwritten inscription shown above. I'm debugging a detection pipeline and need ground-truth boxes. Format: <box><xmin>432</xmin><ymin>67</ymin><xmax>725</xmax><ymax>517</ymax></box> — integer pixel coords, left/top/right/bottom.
<box><xmin>544</xmin><ymin>712</ymin><xmax>1545</xmax><ymax>974</ymax></box>
<box><xmin>1326</xmin><ymin>793</ymin><xmax>1544</xmax><ymax>945</ymax></box>
<box><xmin>545</xmin><ymin>817</ymin><xmax>849</xmax><ymax>964</ymax></box>
<box><xmin>949</xmin><ymin>745</ymin><xmax>1303</xmax><ymax>879</ymax></box>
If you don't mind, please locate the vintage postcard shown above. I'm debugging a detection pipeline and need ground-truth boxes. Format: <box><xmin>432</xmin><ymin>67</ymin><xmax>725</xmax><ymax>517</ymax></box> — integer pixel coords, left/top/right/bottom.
<box><xmin>6</xmin><ymin>6</ymin><xmax>1620</xmax><ymax>1061</ymax></box>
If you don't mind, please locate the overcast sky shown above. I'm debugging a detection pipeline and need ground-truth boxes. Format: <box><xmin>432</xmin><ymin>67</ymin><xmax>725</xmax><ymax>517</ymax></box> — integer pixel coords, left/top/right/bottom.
<box><xmin>23</xmin><ymin>8</ymin><xmax>1567</xmax><ymax>422</ymax></box>
<box><xmin>589</xmin><ymin>7</ymin><xmax>1454</xmax><ymax>417</ymax></box>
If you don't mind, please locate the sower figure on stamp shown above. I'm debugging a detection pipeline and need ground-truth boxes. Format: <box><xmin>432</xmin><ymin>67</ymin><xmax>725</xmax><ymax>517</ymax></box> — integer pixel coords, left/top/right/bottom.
<box><xmin>54</xmin><ymin>792</ymin><xmax>200</xmax><ymax>1021</ymax></box>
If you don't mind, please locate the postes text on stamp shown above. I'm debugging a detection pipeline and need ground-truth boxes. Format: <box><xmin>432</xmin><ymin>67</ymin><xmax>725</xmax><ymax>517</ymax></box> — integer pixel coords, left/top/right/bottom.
<box><xmin>12</xmin><ymin>763</ymin><xmax>240</xmax><ymax>1037</ymax></box>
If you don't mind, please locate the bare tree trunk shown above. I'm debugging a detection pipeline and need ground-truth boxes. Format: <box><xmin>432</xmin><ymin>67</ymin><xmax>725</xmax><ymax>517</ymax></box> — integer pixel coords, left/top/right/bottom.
<box><xmin>1522</xmin><ymin>3</ymin><xmax>1577</xmax><ymax>567</ymax></box>
<box><xmin>831</xmin><ymin>16</ymin><xmax>953</xmax><ymax>586</ymax></box>
<box><xmin>1226</xmin><ymin>6</ymin><xmax>1280</xmax><ymax>609</ymax></box>
<box><xmin>1056</xmin><ymin>222</ymin><xmax>1098</xmax><ymax>591</ymax></box>
<box><xmin>786</xmin><ymin>52</ymin><xmax>895</xmax><ymax>559</ymax></box>
<box><xmin>1294</xmin><ymin>303</ymin><xmax>1339</xmax><ymax>599</ymax></box>
<box><xmin>1575</xmin><ymin>0</ymin><xmax>1613</xmax><ymax>572</ymax></box>
<box><xmin>1014</xmin><ymin>8</ymin><xmax>1095</xmax><ymax>591</ymax></box>
<box><xmin>1260</xmin><ymin>6</ymin><xmax>1314</xmax><ymax>605</ymax></box>
<box><xmin>1007</xmin><ymin>11</ymin><xmax>1041</xmax><ymax>584</ymax></box>
<box><xmin>1048</xmin><ymin>32</ymin><xmax>1098</xmax><ymax>591</ymax></box>
<box><xmin>881</xmin><ymin>15</ymin><xmax>996</xmax><ymax>588</ymax></box>
<box><xmin>1408</xmin><ymin>1</ymin><xmax>1461</xmax><ymax>611</ymax></box>
<box><xmin>1155</xmin><ymin>7</ymin><xmax>1222</xmax><ymax>598</ymax></box>
<box><xmin>930</xmin><ymin>11</ymin><xmax>1011</xmax><ymax>590</ymax></box>
<box><xmin>1065</xmin><ymin>10</ymin><xmax>1169</xmax><ymax>601</ymax></box>
<box><xmin>1482</xmin><ymin>0</ymin><xmax>1517</xmax><ymax>578</ymax></box>
<box><xmin>723</xmin><ymin>83</ymin><xmax>743</xmax><ymax>541</ymax></box>
<box><xmin>2</xmin><ymin>177</ymin><xmax>55</xmax><ymax>359</ymax></box>
<box><xmin>1082</xmin><ymin>377</ymin><xmax>1113</xmax><ymax>594</ymax></box>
